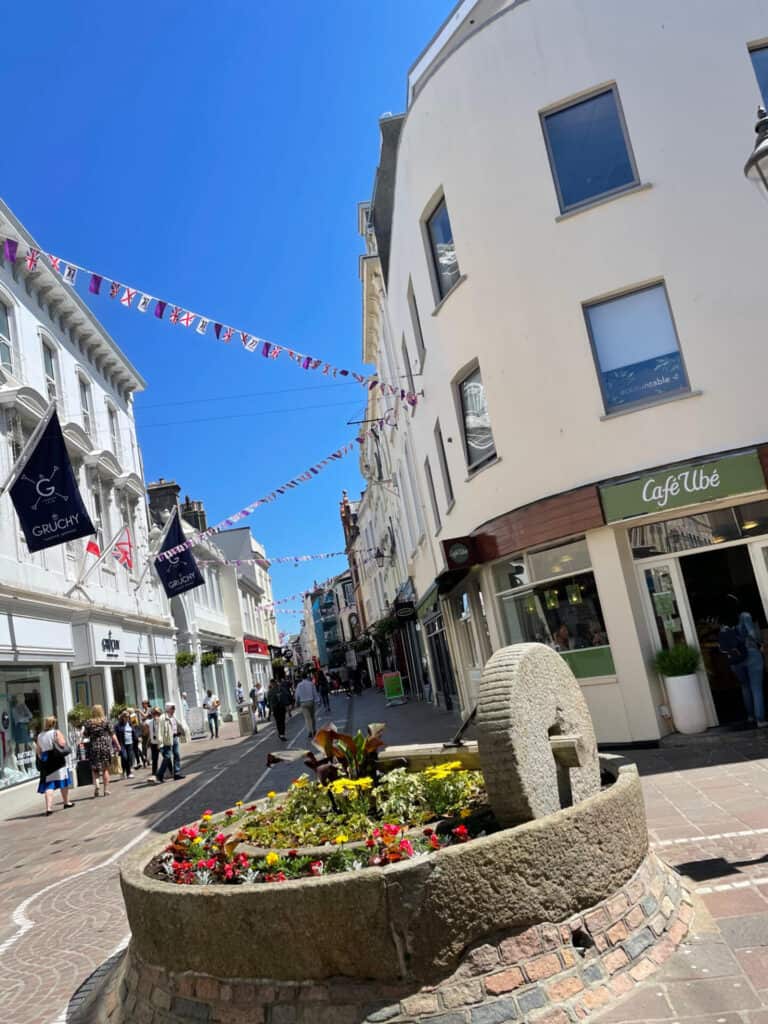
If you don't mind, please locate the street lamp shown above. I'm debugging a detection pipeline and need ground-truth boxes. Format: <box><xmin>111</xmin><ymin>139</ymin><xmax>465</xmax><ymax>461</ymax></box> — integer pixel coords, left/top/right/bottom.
<box><xmin>744</xmin><ymin>106</ymin><xmax>768</xmax><ymax>197</ymax></box>
<box><xmin>374</xmin><ymin>547</ymin><xmax>386</xmax><ymax>569</ymax></box>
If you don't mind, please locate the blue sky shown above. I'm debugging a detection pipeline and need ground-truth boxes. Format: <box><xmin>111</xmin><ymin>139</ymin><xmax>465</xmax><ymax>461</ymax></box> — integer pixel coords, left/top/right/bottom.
<box><xmin>1</xmin><ymin>0</ymin><xmax>454</xmax><ymax>636</ymax></box>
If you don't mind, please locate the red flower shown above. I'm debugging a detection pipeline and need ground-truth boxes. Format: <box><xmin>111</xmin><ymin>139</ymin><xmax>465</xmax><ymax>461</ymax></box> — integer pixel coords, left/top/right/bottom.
<box><xmin>365</xmin><ymin>838</ymin><xmax>376</xmax><ymax>848</ymax></box>
<box><xmin>246</xmin><ymin>804</ymin><xmax>257</xmax><ymax>812</ymax></box>
<box><xmin>287</xmin><ymin>849</ymin><xmax>299</xmax><ymax>859</ymax></box>
<box><xmin>225</xmin><ymin>809</ymin><xmax>234</xmax><ymax>818</ymax></box>
<box><xmin>309</xmin><ymin>861</ymin><xmax>324</xmax><ymax>876</ymax></box>
<box><xmin>206</xmin><ymin>859</ymin><xmax>217</xmax><ymax>871</ymax></box>
<box><xmin>236</xmin><ymin>853</ymin><xmax>249</xmax><ymax>867</ymax></box>
<box><xmin>452</xmin><ymin>824</ymin><xmax>469</xmax><ymax>842</ymax></box>
<box><xmin>399</xmin><ymin>839</ymin><xmax>414</xmax><ymax>857</ymax></box>
<box><xmin>382</xmin><ymin>823</ymin><xmax>400</xmax><ymax>837</ymax></box>
<box><xmin>214</xmin><ymin>832</ymin><xmax>226</xmax><ymax>845</ymax></box>
<box><xmin>429</xmin><ymin>834</ymin><xmax>440</xmax><ymax>850</ymax></box>
<box><xmin>265</xmin><ymin>871</ymin><xmax>287</xmax><ymax>883</ymax></box>
<box><xmin>371</xmin><ymin>827</ymin><xmax>381</xmax><ymax>839</ymax></box>
<box><xmin>203</xmin><ymin>809</ymin><xmax>213</xmax><ymax>816</ymax></box>
<box><xmin>423</xmin><ymin>828</ymin><xmax>434</xmax><ymax>837</ymax></box>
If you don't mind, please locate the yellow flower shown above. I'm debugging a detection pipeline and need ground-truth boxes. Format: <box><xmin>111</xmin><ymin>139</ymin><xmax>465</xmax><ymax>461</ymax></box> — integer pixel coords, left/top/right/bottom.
<box><xmin>334</xmin><ymin>834</ymin><xmax>349</xmax><ymax>845</ymax></box>
<box><xmin>201</xmin><ymin>813</ymin><xmax>212</xmax><ymax>821</ymax></box>
<box><xmin>265</xmin><ymin>851</ymin><xmax>280</xmax><ymax>866</ymax></box>
<box><xmin>292</xmin><ymin>776</ymin><xmax>308</xmax><ymax>788</ymax></box>
<box><xmin>235</xmin><ymin>800</ymin><xmax>243</xmax><ymax>807</ymax></box>
<box><xmin>355</xmin><ymin>777</ymin><xmax>373</xmax><ymax>790</ymax></box>
<box><xmin>192</xmin><ymin>836</ymin><xmax>204</xmax><ymax>845</ymax></box>
<box><xmin>460</xmin><ymin>808</ymin><xmax>471</xmax><ymax>819</ymax></box>
<box><xmin>267</xmin><ymin>790</ymin><xmax>277</xmax><ymax>800</ymax></box>
<box><xmin>211</xmin><ymin>845</ymin><xmax>219</xmax><ymax>852</ymax></box>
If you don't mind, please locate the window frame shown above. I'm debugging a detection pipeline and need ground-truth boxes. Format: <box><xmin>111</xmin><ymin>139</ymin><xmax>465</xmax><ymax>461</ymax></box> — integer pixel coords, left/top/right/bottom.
<box><xmin>540</xmin><ymin>83</ymin><xmax>640</xmax><ymax>215</ymax></box>
<box><xmin>422</xmin><ymin>192</ymin><xmax>461</xmax><ymax>303</ymax></box>
<box><xmin>401</xmin><ymin>335</ymin><xmax>416</xmax><ymax>416</ymax></box>
<box><xmin>41</xmin><ymin>337</ymin><xmax>59</xmax><ymax>402</ymax></box>
<box><xmin>454</xmin><ymin>361</ymin><xmax>497</xmax><ymax>474</ymax></box>
<box><xmin>407</xmin><ymin>277</ymin><xmax>426</xmax><ymax>368</ymax></box>
<box><xmin>434</xmin><ymin>419</ymin><xmax>454</xmax><ymax>510</ymax></box>
<box><xmin>582</xmin><ymin>279</ymin><xmax>691</xmax><ymax>417</ymax></box>
<box><xmin>78</xmin><ymin>373</ymin><xmax>93</xmax><ymax>438</ymax></box>
<box><xmin>0</xmin><ymin>291</ymin><xmax>16</xmax><ymax>376</ymax></box>
<box><xmin>107</xmin><ymin>402</ymin><xmax>121</xmax><ymax>458</ymax></box>
<box><xmin>424</xmin><ymin>455</ymin><xmax>441</xmax><ymax>533</ymax></box>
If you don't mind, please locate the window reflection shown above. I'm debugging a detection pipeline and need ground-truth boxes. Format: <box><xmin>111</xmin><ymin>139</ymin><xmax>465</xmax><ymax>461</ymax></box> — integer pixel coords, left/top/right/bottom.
<box><xmin>630</xmin><ymin>500</ymin><xmax>768</xmax><ymax>558</ymax></box>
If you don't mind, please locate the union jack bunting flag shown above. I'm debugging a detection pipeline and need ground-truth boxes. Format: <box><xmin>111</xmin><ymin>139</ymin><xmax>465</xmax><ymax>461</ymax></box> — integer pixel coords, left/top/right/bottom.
<box><xmin>222</xmin><ymin>327</ymin><xmax>234</xmax><ymax>342</ymax></box>
<box><xmin>48</xmin><ymin>254</ymin><xmax>61</xmax><ymax>273</ymax></box>
<box><xmin>179</xmin><ymin>310</ymin><xmax>196</xmax><ymax>327</ymax></box>
<box><xmin>169</xmin><ymin>306</ymin><xmax>182</xmax><ymax>324</ymax></box>
<box><xmin>269</xmin><ymin>345</ymin><xmax>281</xmax><ymax>359</ymax></box>
<box><xmin>109</xmin><ymin>281</ymin><xmax>121</xmax><ymax>299</ymax></box>
<box><xmin>25</xmin><ymin>248</ymin><xmax>40</xmax><ymax>271</ymax></box>
<box><xmin>112</xmin><ymin>526</ymin><xmax>133</xmax><ymax>571</ymax></box>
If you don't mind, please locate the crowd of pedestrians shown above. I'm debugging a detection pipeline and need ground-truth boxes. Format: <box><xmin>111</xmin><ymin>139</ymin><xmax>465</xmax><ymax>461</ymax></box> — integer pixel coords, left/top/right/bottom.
<box><xmin>37</xmin><ymin>662</ymin><xmax>368</xmax><ymax>815</ymax></box>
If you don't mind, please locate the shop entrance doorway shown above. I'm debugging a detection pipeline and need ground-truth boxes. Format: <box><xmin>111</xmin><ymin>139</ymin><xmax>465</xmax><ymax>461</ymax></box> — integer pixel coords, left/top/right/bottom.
<box><xmin>679</xmin><ymin>546</ymin><xmax>767</xmax><ymax>724</ymax></box>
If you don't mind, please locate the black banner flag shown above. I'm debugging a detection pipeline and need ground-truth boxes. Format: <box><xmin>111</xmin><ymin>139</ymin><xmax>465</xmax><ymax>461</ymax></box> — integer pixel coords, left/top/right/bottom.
<box><xmin>9</xmin><ymin>410</ymin><xmax>96</xmax><ymax>553</ymax></box>
<box><xmin>154</xmin><ymin>508</ymin><xmax>204</xmax><ymax>598</ymax></box>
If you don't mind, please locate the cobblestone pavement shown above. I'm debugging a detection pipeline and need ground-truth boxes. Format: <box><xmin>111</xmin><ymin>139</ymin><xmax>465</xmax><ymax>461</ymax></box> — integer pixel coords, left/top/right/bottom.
<box><xmin>9</xmin><ymin>690</ymin><xmax>768</xmax><ymax>1024</ymax></box>
<box><xmin>594</xmin><ymin>735</ymin><xmax>768</xmax><ymax>1024</ymax></box>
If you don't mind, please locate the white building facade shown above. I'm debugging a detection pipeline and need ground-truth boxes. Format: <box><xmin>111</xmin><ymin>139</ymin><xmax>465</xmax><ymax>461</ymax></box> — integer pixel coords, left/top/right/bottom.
<box><xmin>0</xmin><ymin>200</ymin><xmax>176</xmax><ymax>790</ymax></box>
<box><xmin>352</xmin><ymin>0</ymin><xmax>768</xmax><ymax>743</ymax></box>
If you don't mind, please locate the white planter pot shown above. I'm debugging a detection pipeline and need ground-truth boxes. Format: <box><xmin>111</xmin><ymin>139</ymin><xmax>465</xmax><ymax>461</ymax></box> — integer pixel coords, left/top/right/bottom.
<box><xmin>664</xmin><ymin>673</ymin><xmax>708</xmax><ymax>734</ymax></box>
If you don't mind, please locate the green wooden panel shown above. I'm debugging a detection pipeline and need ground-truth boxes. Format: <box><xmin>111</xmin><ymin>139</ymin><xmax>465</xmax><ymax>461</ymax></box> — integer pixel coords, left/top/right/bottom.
<box><xmin>560</xmin><ymin>646</ymin><xmax>616</xmax><ymax>678</ymax></box>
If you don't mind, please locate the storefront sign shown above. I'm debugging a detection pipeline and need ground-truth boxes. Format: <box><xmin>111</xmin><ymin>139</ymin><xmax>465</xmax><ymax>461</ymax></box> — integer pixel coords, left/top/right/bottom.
<box><xmin>244</xmin><ymin>638</ymin><xmax>270</xmax><ymax>656</ymax></box>
<box><xmin>600</xmin><ymin>451</ymin><xmax>765</xmax><ymax>523</ymax></box>
<box><xmin>442</xmin><ymin>536</ymin><xmax>479</xmax><ymax>571</ymax></box>
<box><xmin>92</xmin><ymin>625</ymin><xmax>126</xmax><ymax>665</ymax></box>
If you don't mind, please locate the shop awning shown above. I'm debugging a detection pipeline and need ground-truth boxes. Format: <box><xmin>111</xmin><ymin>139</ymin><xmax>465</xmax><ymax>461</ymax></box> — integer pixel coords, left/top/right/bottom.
<box><xmin>244</xmin><ymin>638</ymin><xmax>270</xmax><ymax>656</ymax></box>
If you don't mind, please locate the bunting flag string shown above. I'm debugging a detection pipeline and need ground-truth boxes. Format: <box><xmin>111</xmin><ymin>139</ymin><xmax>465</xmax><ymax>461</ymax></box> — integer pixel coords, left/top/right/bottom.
<box><xmin>197</xmin><ymin>549</ymin><xmax>353</xmax><ymax>569</ymax></box>
<box><xmin>155</xmin><ymin>441</ymin><xmax>356</xmax><ymax>561</ymax></box>
<box><xmin>1</xmin><ymin>238</ymin><xmax>421</xmax><ymax>408</ymax></box>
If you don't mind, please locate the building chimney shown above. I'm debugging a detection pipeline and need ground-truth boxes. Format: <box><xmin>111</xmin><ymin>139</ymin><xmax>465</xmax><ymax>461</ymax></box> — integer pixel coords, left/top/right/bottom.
<box><xmin>180</xmin><ymin>496</ymin><xmax>208</xmax><ymax>532</ymax></box>
<box><xmin>146</xmin><ymin>478</ymin><xmax>181</xmax><ymax>528</ymax></box>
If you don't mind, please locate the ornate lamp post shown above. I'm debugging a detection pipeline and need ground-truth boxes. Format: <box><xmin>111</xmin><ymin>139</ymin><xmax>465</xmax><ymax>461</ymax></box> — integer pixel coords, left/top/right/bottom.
<box><xmin>744</xmin><ymin>106</ymin><xmax>768</xmax><ymax>195</ymax></box>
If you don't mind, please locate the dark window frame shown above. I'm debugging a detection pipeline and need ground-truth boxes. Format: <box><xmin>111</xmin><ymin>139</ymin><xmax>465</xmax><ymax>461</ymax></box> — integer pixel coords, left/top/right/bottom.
<box><xmin>407</xmin><ymin>276</ymin><xmax>426</xmax><ymax>367</ymax></box>
<box><xmin>424</xmin><ymin>194</ymin><xmax>461</xmax><ymax>301</ymax></box>
<box><xmin>434</xmin><ymin>418</ymin><xmax>454</xmax><ymax>508</ymax></box>
<box><xmin>749</xmin><ymin>42</ymin><xmax>768</xmax><ymax>105</ymax></box>
<box><xmin>540</xmin><ymin>83</ymin><xmax>640</xmax><ymax>214</ymax></box>
<box><xmin>424</xmin><ymin>456</ymin><xmax>441</xmax><ymax>533</ymax></box>
<box><xmin>455</xmin><ymin>362</ymin><xmax>497</xmax><ymax>473</ymax></box>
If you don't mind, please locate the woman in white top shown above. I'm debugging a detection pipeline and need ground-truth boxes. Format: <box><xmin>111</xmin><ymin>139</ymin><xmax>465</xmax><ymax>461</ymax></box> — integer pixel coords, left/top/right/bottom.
<box><xmin>36</xmin><ymin>715</ymin><xmax>74</xmax><ymax>816</ymax></box>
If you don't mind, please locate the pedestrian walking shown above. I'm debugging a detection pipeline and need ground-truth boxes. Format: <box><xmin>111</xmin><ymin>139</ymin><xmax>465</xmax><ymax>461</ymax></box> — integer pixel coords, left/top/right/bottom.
<box><xmin>294</xmin><ymin>673</ymin><xmax>320</xmax><ymax>742</ymax></box>
<box><xmin>36</xmin><ymin>715</ymin><xmax>74</xmax><ymax>816</ymax></box>
<box><xmin>235</xmin><ymin>681</ymin><xmax>245</xmax><ymax>706</ymax></box>
<box><xmin>202</xmin><ymin>689</ymin><xmax>220</xmax><ymax>738</ymax></box>
<box><xmin>83</xmin><ymin>704</ymin><xmax>118</xmax><ymax>797</ymax></box>
<box><xmin>114</xmin><ymin>710</ymin><xmax>137</xmax><ymax>778</ymax></box>
<box><xmin>149</xmin><ymin>702</ymin><xmax>187</xmax><ymax>783</ymax></box>
<box><xmin>315</xmin><ymin>669</ymin><xmax>331</xmax><ymax>712</ymax></box>
<box><xmin>147</xmin><ymin>706</ymin><xmax>162</xmax><ymax>778</ymax></box>
<box><xmin>267</xmin><ymin>678</ymin><xmax>288</xmax><ymax>741</ymax></box>
<box><xmin>138</xmin><ymin>699</ymin><xmax>152</xmax><ymax>766</ymax></box>
<box><xmin>181</xmin><ymin>691</ymin><xmax>190</xmax><ymax>716</ymax></box>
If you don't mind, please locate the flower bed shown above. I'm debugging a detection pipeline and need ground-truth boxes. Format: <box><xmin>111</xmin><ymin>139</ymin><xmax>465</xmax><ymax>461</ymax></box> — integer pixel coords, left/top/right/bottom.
<box><xmin>148</xmin><ymin>759</ymin><xmax>493</xmax><ymax>886</ymax></box>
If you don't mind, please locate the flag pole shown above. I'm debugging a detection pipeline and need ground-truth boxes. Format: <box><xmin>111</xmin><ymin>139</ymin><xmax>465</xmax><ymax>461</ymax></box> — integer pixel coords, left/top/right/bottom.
<box><xmin>65</xmin><ymin>525</ymin><xmax>125</xmax><ymax>597</ymax></box>
<box><xmin>133</xmin><ymin>509</ymin><xmax>178</xmax><ymax>592</ymax></box>
<box><xmin>0</xmin><ymin>401</ymin><xmax>57</xmax><ymax>499</ymax></box>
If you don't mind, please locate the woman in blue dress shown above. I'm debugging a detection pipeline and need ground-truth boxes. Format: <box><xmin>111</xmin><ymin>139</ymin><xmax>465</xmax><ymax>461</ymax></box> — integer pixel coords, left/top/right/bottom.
<box><xmin>36</xmin><ymin>715</ymin><xmax>74</xmax><ymax>816</ymax></box>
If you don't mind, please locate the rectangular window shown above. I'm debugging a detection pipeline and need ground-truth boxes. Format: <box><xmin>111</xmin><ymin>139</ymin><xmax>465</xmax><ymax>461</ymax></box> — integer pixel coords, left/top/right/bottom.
<box><xmin>584</xmin><ymin>282</ymin><xmax>689</xmax><ymax>414</ymax></box>
<box><xmin>42</xmin><ymin>344</ymin><xmax>57</xmax><ymax>401</ymax></box>
<box><xmin>79</xmin><ymin>377</ymin><xmax>92</xmax><ymax>437</ymax></box>
<box><xmin>458</xmin><ymin>366</ymin><xmax>496</xmax><ymax>470</ymax></box>
<box><xmin>751</xmin><ymin>46</ymin><xmax>768</xmax><ymax>105</ymax></box>
<box><xmin>0</xmin><ymin>302</ymin><xmax>12</xmax><ymax>374</ymax></box>
<box><xmin>108</xmin><ymin>406</ymin><xmax>121</xmax><ymax>456</ymax></box>
<box><xmin>407</xmin><ymin>278</ymin><xmax>426</xmax><ymax>365</ymax></box>
<box><xmin>542</xmin><ymin>86</ymin><xmax>638</xmax><ymax>212</ymax></box>
<box><xmin>426</xmin><ymin>197</ymin><xmax>460</xmax><ymax>299</ymax></box>
<box><xmin>401</xmin><ymin>336</ymin><xmax>416</xmax><ymax>406</ymax></box>
<box><xmin>434</xmin><ymin>420</ymin><xmax>454</xmax><ymax>507</ymax></box>
<box><xmin>496</xmin><ymin>571</ymin><xmax>609</xmax><ymax>653</ymax></box>
<box><xmin>93</xmin><ymin>487</ymin><xmax>104</xmax><ymax>550</ymax></box>
<box><xmin>424</xmin><ymin>456</ymin><xmax>441</xmax><ymax>532</ymax></box>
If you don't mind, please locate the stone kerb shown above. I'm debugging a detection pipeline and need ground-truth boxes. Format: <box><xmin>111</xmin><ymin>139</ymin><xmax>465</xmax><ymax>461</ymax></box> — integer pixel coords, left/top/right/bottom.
<box><xmin>119</xmin><ymin>764</ymin><xmax>648</xmax><ymax>986</ymax></box>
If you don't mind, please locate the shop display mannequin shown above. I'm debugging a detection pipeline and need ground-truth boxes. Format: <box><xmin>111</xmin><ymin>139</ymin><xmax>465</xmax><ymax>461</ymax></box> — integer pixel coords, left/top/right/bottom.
<box><xmin>11</xmin><ymin>697</ymin><xmax>34</xmax><ymax>774</ymax></box>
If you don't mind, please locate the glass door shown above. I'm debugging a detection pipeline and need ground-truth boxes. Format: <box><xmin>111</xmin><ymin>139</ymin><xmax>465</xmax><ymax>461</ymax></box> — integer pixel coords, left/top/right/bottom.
<box><xmin>638</xmin><ymin>557</ymin><xmax>717</xmax><ymax>726</ymax></box>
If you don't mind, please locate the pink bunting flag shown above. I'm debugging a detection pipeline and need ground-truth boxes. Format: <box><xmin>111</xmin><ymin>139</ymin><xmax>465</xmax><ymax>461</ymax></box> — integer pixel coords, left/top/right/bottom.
<box><xmin>89</xmin><ymin>274</ymin><xmax>102</xmax><ymax>295</ymax></box>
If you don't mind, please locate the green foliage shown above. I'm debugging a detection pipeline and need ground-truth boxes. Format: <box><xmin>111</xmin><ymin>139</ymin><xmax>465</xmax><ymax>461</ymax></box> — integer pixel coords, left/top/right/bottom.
<box><xmin>312</xmin><ymin>727</ymin><xmax>384</xmax><ymax>779</ymax></box>
<box><xmin>377</xmin><ymin>764</ymin><xmax>484</xmax><ymax>821</ymax></box>
<box><xmin>110</xmin><ymin>702</ymin><xmax>128</xmax><ymax>720</ymax></box>
<box><xmin>653</xmin><ymin>644</ymin><xmax>701</xmax><ymax>677</ymax></box>
<box><xmin>201</xmin><ymin>651</ymin><xmax>220</xmax><ymax>668</ymax></box>
<box><xmin>67</xmin><ymin>704</ymin><xmax>92</xmax><ymax>728</ymax></box>
<box><xmin>176</xmin><ymin>651</ymin><xmax>197</xmax><ymax>668</ymax></box>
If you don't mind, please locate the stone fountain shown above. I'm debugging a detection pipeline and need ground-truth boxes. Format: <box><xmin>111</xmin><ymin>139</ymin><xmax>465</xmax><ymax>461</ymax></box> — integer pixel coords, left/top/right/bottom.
<box><xmin>89</xmin><ymin>644</ymin><xmax>692</xmax><ymax>1024</ymax></box>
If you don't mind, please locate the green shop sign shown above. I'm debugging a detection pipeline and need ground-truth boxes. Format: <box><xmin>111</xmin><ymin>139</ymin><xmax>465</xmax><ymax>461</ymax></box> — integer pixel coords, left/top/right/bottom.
<box><xmin>600</xmin><ymin>451</ymin><xmax>765</xmax><ymax>523</ymax></box>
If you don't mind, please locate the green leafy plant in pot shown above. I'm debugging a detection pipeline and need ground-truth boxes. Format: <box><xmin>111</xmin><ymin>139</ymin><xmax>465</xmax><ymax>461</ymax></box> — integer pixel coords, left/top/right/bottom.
<box><xmin>653</xmin><ymin>644</ymin><xmax>707</xmax><ymax>735</ymax></box>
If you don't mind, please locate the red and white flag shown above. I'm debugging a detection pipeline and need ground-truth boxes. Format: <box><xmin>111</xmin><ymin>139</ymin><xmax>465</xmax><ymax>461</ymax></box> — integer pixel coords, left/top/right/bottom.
<box><xmin>180</xmin><ymin>311</ymin><xmax>196</xmax><ymax>328</ymax></box>
<box><xmin>112</xmin><ymin>527</ymin><xmax>133</xmax><ymax>571</ymax></box>
<box><xmin>86</xmin><ymin>539</ymin><xmax>101</xmax><ymax>558</ymax></box>
<box><xmin>120</xmin><ymin>287</ymin><xmax>137</xmax><ymax>307</ymax></box>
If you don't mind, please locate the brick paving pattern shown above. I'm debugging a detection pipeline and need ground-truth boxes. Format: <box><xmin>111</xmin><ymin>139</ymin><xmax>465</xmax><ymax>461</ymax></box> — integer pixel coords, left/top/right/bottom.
<box><xmin>6</xmin><ymin>691</ymin><xmax>768</xmax><ymax>1023</ymax></box>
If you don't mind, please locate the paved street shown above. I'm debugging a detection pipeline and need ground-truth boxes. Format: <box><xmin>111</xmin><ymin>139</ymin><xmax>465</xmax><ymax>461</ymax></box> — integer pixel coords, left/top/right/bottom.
<box><xmin>8</xmin><ymin>694</ymin><xmax>768</xmax><ymax>1024</ymax></box>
